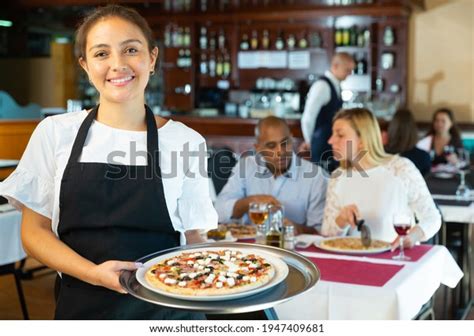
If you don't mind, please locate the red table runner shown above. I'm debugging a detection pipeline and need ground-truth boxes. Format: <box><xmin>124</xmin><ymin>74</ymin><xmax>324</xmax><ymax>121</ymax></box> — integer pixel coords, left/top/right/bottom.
<box><xmin>298</xmin><ymin>244</ymin><xmax>433</xmax><ymax>262</ymax></box>
<box><xmin>308</xmin><ymin>257</ymin><xmax>404</xmax><ymax>287</ymax></box>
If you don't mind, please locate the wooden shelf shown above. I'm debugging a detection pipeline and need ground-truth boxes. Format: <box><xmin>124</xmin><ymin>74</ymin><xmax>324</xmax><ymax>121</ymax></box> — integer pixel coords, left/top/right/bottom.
<box><xmin>145</xmin><ymin>5</ymin><xmax>411</xmax><ymax>25</ymax></box>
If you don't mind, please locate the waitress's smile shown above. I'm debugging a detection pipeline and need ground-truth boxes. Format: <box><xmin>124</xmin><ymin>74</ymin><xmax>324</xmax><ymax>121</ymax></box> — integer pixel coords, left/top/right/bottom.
<box><xmin>107</xmin><ymin>75</ymin><xmax>136</xmax><ymax>87</ymax></box>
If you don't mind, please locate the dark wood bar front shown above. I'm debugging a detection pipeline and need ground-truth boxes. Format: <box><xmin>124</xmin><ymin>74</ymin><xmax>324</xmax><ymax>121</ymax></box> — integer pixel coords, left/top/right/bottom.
<box><xmin>168</xmin><ymin>115</ymin><xmax>303</xmax><ymax>153</ymax></box>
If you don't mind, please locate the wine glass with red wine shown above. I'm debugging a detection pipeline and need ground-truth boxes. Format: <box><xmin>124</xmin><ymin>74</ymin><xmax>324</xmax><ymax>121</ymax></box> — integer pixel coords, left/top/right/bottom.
<box><xmin>392</xmin><ymin>213</ymin><xmax>413</xmax><ymax>261</ymax></box>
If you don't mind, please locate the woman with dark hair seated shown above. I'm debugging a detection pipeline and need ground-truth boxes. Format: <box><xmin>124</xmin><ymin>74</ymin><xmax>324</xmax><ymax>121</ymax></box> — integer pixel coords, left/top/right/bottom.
<box><xmin>417</xmin><ymin>108</ymin><xmax>464</xmax><ymax>166</ymax></box>
<box><xmin>386</xmin><ymin>109</ymin><xmax>431</xmax><ymax>176</ymax></box>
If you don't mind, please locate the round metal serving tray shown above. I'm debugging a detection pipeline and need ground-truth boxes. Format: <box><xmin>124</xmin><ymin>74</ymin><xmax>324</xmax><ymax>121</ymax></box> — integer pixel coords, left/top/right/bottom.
<box><xmin>119</xmin><ymin>242</ymin><xmax>319</xmax><ymax>314</ymax></box>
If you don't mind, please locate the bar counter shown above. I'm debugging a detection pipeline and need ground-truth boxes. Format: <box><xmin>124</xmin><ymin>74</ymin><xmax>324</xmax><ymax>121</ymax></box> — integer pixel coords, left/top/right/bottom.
<box><xmin>167</xmin><ymin>115</ymin><xmax>304</xmax><ymax>154</ymax></box>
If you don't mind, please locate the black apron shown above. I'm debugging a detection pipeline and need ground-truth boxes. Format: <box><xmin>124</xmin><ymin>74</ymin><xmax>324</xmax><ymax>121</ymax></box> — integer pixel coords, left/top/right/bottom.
<box><xmin>55</xmin><ymin>105</ymin><xmax>204</xmax><ymax>320</ymax></box>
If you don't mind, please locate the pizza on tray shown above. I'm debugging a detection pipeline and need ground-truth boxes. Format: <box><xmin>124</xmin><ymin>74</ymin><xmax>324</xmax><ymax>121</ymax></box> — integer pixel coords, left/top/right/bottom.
<box><xmin>145</xmin><ymin>249</ymin><xmax>274</xmax><ymax>296</ymax></box>
<box><xmin>320</xmin><ymin>237</ymin><xmax>390</xmax><ymax>251</ymax></box>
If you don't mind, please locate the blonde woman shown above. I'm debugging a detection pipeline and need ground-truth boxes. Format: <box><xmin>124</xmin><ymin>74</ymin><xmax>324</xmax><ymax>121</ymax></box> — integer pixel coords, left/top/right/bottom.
<box><xmin>321</xmin><ymin>108</ymin><xmax>441</xmax><ymax>249</ymax></box>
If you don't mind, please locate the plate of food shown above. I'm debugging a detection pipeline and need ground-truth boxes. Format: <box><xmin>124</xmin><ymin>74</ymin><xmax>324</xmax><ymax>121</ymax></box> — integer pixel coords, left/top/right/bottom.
<box><xmin>136</xmin><ymin>247</ymin><xmax>289</xmax><ymax>301</ymax></box>
<box><xmin>222</xmin><ymin>223</ymin><xmax>256</xmax><ymax>240</ymax></box>
<box><xmin>206</xmin><ymin>228</ymin><xmax>237</xmax><ymax>242</ymax></box>
<box><xmin>316</xmin><ymin>237</ymin><xmax>391</xmax><ymax>255</ymax></box>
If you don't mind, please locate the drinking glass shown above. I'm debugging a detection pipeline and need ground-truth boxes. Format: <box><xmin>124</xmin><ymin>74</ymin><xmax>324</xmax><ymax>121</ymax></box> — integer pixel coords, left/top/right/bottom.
<box><xmin>455</xmin><ymin>149</ymin><xmax>471</xmax><ymax>201</ymax></box>
<box><xmin>392</xmin><ymin>213</ymin><xmax>413</xmax><ymax>261</ymax></box>
<box><xmin>249</xmin><ymin>202</ymin><xmax>269</xmax><ymax>244</ymax></box>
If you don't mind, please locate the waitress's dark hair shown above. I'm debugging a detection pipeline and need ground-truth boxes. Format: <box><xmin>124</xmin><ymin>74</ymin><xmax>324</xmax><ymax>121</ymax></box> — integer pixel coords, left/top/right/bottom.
<box><xmin>386</xmin><ymin>108</ymin><xmax>419</xmax><ymax>154</ymax></box>
<box><xmin>427</xmin><ymin>107</ymin><xmax>463</xmax><ymax>148</ymax></box>
<box><xmin>75</xmin><ymin>4</ymin><xmax>156</xmax><ymax>60</ymax></box>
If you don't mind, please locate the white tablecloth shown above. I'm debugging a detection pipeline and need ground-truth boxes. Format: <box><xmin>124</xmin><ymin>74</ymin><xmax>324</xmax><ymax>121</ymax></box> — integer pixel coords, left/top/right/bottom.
<box><xmin>274</xmin><ymin>245</ymin><xmax>463</xmax><ymax>320</ymax></box>
<box><xmin>0</xmin><ymin>209</ymin><xmax>26</xmax><ymax>266</ymax></box>
<box><xmin>439</xmin><ymin>204</ymin><xmax>474</xmax><ymax>224</ymax></box>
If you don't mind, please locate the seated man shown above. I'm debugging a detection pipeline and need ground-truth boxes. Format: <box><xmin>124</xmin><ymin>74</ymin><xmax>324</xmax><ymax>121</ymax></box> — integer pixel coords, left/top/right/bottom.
<box><xmin>215</xmin><ymin>116</ymin><xmax>328</xmax><ymax>234</ymax></box>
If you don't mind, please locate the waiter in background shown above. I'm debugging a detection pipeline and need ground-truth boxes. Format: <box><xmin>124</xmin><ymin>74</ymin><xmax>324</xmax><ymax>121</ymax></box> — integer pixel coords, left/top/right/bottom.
<box><xmin>300</xmin><ymin>52</ymin><xmax>355</xmax><ymax>172</ymax></box>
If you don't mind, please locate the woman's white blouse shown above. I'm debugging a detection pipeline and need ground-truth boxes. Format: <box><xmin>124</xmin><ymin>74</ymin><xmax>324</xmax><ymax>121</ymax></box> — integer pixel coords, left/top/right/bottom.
<box><xmin>0</xmin><ymin>111</ymin><xmax>217</xmax><ymax>244</ymax></box>
<box><xmin>322</xmin><ymin>155</ymin><xmax>441</xmax><ymax>242</ymax></box>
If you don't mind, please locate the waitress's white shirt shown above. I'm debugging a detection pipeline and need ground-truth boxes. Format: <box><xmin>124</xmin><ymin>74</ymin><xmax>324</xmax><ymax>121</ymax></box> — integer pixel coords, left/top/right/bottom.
<box><xmin>0</xmin><ymin>110</ymin><xmax>218</xmax><ymax>244</ymax></box>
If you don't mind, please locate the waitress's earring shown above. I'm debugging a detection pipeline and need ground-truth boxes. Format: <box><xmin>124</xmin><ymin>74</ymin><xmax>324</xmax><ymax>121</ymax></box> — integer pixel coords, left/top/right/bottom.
<box><xmin>150</xmin><ymin>70</ymin><xmax>155</xmax><ymax>76</ymax></box>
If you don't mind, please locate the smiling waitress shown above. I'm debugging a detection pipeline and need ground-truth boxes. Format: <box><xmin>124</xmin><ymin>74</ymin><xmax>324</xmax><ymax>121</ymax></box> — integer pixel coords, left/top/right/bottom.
<box><xmin>0</xmin><ymin>5</ymin><xmax>217</xmax><ymax>319</ymax></box>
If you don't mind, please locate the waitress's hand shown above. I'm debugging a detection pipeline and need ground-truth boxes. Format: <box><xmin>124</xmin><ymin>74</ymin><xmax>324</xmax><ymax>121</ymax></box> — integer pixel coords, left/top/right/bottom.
<box><xmin>88</xmin><ymin>260</ymin><xmax>139</xmax><ymax>294</ymax></box>
<box><xmin>335</xmin><ymin>204</ymin><xmax>360</xmax><ymax>229</ymax></box>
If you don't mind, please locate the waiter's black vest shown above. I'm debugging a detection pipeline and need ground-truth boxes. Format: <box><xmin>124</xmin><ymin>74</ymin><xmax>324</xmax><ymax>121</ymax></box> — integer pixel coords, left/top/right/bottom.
<box><xmin>314</xmin><ymin>76</ymin><xmax>343</xmax><ymax>131</ymax></box>
<box><xmin>310</xmin><ymin>76</ymin><xmax>343</xmax><ymax>172</ymax></box>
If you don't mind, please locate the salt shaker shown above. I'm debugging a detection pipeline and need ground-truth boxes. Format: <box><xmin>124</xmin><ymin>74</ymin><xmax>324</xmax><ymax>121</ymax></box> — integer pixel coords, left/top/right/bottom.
<box><xmin>283</xmin><ymin>224</ymin><xmax>295</xmax><ymax>250</ymax></box>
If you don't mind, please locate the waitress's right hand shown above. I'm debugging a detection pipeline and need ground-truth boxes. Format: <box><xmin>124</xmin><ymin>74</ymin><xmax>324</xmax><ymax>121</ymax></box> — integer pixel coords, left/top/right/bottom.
<box><xmin>88</xmin><ymin>260</ymin><xmax>140</xmax><ymax>294</ymax></box>
<box><xmin>335</xmin><ymin>204</ymin><xmax>360</xmax><ymax>229</ymax></box>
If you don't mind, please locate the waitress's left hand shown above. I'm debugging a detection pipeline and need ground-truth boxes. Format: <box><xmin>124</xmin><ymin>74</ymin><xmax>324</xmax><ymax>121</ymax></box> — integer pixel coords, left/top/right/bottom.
<box><xmin>87</xmin><ymin>260</ymin><xmax>139</xmax><ymax>294</ymax></box>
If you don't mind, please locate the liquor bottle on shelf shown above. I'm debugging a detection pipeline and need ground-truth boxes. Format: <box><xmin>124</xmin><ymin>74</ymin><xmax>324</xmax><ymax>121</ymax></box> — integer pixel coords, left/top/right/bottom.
<box><xmin>342</xmin><ymin>28</ymin><xmax>350</xmax><ymax>46</ymax></box>
<box><xmin>310</xmin><ymin>31</ymin><xmax>322</xmax><ymax>48</ymax></box>
<box><xmin>200</xmin><ymin>53</ymin><xmax>208</xmax><ymax>74</ymax></box>
<box><xmin>375</xmin><ymin>77</ymin><xmax>384</xmax><ymax>92</ymax></box>
<box><xmin>356</xmin><ymin>53</ymin><xmax>367</xmax><ymax>75</ymax></box>
<box><xmin>363</xmin><ymin>28</ymin><xmax>371</xmax><ymax>46</ymax></box>
<box><xmin>350</xmin><ymin>26</ymin><xmax>358</xmax><ymax>46</ymax></box>
<box><xmin>240</xmin><ymin>33</ymin><xmax>250</xmax><ymax>50</ymax></box>
<box><xmin>209</xmin><ymin>31</ymin><xmax>216</xmax><ymax>51</ymax></box>
<box><xmin>334</xmin><ymin>28</ymin><xmax>342</xmax><ymax>46</ymax></box>
<box><xmin>176</xmin><ymin>49</ymin><xmax>184</xmax><ymax>67</ymax></box>
<box><xmin>287</xmin><ymin>34</ymin><xmax>296</xmax><ymax>50</ymax></box>
<box><xmin>261</xmin><ymin>29</ymin><xmax>270</xmax><ymax>49</ymax></box>
<box><xmin>177</xmin><ymin>27</ymin><xmax>184</xmax><ymax>47</ymax></box>
<box><xmin>183</xmin><ymin>27</ymin><xmax>191</xmax><ymax>48</ymax></box>
<box><xmin>383</xmin><ymin>26</ymin><xmax>395</xmax><ymax>46</ymax></box>
<box><xmin>184</xmin><ymin>49</ymin><xmax>192</xmax><ymax>67</ymax></box>
<box><xmin>199</xmin><ymin>27</ymin><xmax>207</xmax><ymax>50</ymax></box>
<box><xmin>171</xmin><ymin>25</ymin><xmax>179</xmax><ymax>47</ymax></box>
<box><xmin>250</xmin><ymin>30</ymin><xmax>258</xmax><ymax>50</ymax></box>
<box><xmin>209</xmin><ymin>53</ymin><xmax>216</xmax><ymax>77</ymax></box>
<box><xmin>164</xmin><ymin>25</ymin><xmax>171</xmax><ymax>47</ymax></box>
<box><xmin>298</xmin><ymin>31</ymin><xmax>308</xmax><ymax>49</ymax></box>
<box><xmin>184</xmin><ymin>0</ymin><xmax>192</xmax><ymax>11</ymax></box>
<box><xmin>357</xmin><ymin>28</ymin><xmax>365</xmax><ymax>47</ymax></box>
<box><xmin>223</xmin><ymin>51</ymin><xmax>231</xmax><ymax>78</ymax></box>
<box><xmin>200</xmin><ymin>0</ymin><xmax>208</xmax><ymax>12</ymax></box>
<box><xmin>216</xmin><ymin>54</ymin><xmax>223</xmax><ymax>77</ymax></box>
<box><xmin>218</xmin><ymin>29</ymin><xmax>226</xmax><ymax>50</ymax></box>
<box><xmin>275</xmin><ymin>31</ymin><xmax>285</xmax><ymax>50</ymax></box>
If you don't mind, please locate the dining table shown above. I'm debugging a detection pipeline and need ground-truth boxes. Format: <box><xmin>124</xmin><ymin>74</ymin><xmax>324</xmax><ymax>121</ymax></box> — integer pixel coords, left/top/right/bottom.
<box><xmin>425</xmin><ymin>171</ymin><xmax>474</xmax><ymax>319</ymax></box>
<box><xmin>0</xmin><ymin>206</ymin><xmax>25</xmax><ymax>266</ymax></box>
<box><xmin>273</xmin><ymin>237</ymin><xmax>463</xmax><ymax>320</ymax></box>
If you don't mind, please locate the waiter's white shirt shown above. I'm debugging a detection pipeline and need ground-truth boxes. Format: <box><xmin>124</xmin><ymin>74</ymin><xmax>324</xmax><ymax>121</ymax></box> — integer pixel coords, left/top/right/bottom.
<box><xmin>301</xmin><ymin>70</ymin><xmax>341</xmax><ymax>143</ymax></box>
<box><xmin>0</xmin><ymin>110</ymin><xmax>218</xmax><ymax>244</ymax></box>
